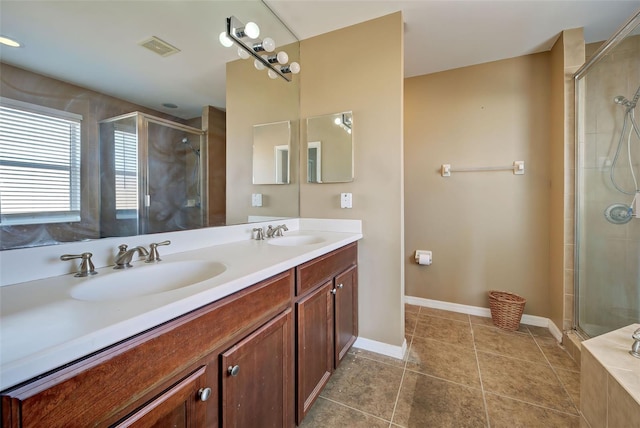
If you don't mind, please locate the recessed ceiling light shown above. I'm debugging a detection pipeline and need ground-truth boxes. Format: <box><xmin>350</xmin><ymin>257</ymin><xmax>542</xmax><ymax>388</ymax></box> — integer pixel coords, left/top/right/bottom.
<box><xmin>162</xmin><ymin>103</ymin><xmax>178</xmax><ymax>109</ymax></box>
<box><xmin>0</xmin><ymin>36</ymin><xmax>21</xmax><ymax>48</ymax></box>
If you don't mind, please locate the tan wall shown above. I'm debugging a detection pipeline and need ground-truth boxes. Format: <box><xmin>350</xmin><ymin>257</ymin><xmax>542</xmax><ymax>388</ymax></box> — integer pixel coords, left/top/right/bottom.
<box><xmin>549</xmin><ymin>29</ymin><xmax>585</xmax><ymax>332</ymax></box>
<box><xmin>226</xmin><ymin>46</ymin><xmax>300</xmax><ymax>224</ymax></box>
<box><xmin>404</xmin><ymin>54</ymin><xmax>552</xmax><ymax>316</ymax></box>
<box><xmin>300</xmin><ymin>13</ymin><xmax>405</xmax><ymax>346</ymax></box>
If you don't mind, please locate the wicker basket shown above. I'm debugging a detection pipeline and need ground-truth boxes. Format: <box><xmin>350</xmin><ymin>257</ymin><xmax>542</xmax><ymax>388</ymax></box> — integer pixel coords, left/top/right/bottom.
<box><xmin>488</xmin><ymin>291</ymin><xmax>526</xmax><ymax>331</ymax></box>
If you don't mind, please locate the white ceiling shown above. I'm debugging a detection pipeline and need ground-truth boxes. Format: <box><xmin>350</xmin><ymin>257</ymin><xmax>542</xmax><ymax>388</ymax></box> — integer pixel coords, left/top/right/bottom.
<box><xmin>0</xmin><ymin>1</ymin><xmax>638</xmax><ymax>119</ymax></box>
<box><xmin>266</xmin><ymin>0</ymin><xmax>640</xmax><ymax>77</ymax></box>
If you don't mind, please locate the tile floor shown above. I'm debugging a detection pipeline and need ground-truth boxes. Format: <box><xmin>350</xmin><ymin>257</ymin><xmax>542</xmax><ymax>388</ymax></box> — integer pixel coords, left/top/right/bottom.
<box><xmin>300</xmin><ymin>304</ymin><xmax>585</xmax><ymax>428</ymax></box>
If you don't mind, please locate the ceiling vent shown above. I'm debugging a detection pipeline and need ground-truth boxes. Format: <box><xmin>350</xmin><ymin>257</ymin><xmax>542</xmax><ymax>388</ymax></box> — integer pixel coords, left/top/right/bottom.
<box><xmin>139</xmin><ymin>36</ymin><xmax>180</xmax><ymax>57</ymax></box>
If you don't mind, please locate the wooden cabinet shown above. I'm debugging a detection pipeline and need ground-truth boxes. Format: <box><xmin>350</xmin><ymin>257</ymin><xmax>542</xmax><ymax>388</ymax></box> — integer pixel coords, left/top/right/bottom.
<box><xmin>0</xmin><ymin>242</ymin><xmax>358</xmax><ymax>428</ymax></box>
<box><xmin>221</xmin><ymin>309</ymin><xmax>293</xmax><ymax>428</ymax></box>
<box><xmin>295</xmin><ymin>243</ymin><xmax>358</xmax><ymax>424</ymax></box>
<box><xmin>1</xmin><ymin>270</ymin><xmax>294</xmax><ymax>428</ymax></box>
<box><xmin>113</xmin><ymin>366</ymin><xmax>208</xmax><ymax>428</ymax></box>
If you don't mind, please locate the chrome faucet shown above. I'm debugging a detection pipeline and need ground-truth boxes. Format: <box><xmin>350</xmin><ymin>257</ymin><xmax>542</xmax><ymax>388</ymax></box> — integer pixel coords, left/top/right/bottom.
<box><xmin>114</xmin><ymin>244</ymin><xmax>149</xmax><ymax>269</ymax></box>
<box><xmin>252</xmin><ymin>227</ymin><xmax>265</xmax><ymax>240</ymax></box>
<box><xmin>145</xmin><ymin>240</ymin><xmax>171</xmax><ymax>263</ymax></box>
<box><xmin>60</xmin><ymin>252</ymin><xmax>97</xmax><ymax>277</ymax></box>
<box><xmin>630</xmin><ymin>328</ymin><xmax>640</xmax><ymax>359</ymax></box>
<box><xmin>266</xmin><ymin>224</ymin><xmax>288</xmax><ymax>238</ymax></box>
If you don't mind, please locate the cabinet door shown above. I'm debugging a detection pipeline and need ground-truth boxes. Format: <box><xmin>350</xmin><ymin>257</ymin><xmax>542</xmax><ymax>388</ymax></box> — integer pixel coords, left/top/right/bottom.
<box><xmin>334</xmin><ymin>265</ymin><xmax>358</xmax><ymax>367</ymax></box>
<box><xmin>296</xmin><ymin>280</ymin><xmax>334</xmax><ymax>424</ymax></box>
<box><xmin>113</xmin><ymin>366</ymin><xmax>208</xmax><ymax>428</ymax></box>
<box><xmin>220</xmin><ymin>309</ymin><xmax>293</xmax><ymax>428</ymax></box>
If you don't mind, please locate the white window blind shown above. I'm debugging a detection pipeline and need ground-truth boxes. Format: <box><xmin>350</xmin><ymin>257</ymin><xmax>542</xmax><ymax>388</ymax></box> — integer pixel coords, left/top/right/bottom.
<box><xmin>0</xmin><ymin>98</ymin><xmax>82</xmax><ymax>225</ymax></box>
<box><xmin>113</xmin><ymin>127</ymin><xmax>138</xmax><ymax>217</ymax></box>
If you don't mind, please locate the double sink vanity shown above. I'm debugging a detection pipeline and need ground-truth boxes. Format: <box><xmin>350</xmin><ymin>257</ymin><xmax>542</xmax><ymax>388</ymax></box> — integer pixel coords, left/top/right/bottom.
<box><xmin>0</xmin><ymin>219</ymin><xmax>362</xmax><ymax>427</ymax></box>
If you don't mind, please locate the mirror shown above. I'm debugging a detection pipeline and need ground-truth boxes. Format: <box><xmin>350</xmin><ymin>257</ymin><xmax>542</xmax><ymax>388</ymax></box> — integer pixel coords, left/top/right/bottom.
<box><xmin>0</xmin><ymin>1</ymin><xmax>300</xmax><ymax>250</ymax></box>
<box><xmin>253</xmin><ymin>121</ymin><xmax>291</xmax><ymax>185</ymax></box>
<box><xmin>306</xmin><ymin>112</ymin><xmax>354</xmax><ymax>183</ymax></box>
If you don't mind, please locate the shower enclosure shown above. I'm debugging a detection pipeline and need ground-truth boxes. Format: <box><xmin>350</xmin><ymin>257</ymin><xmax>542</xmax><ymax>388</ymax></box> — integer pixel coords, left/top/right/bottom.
<box><xmin>99</xmin><ymin>112</ymin><xmax>207</xmax><ymax>237</ymax></box>
<box><xmin>575</xmin><ymin>11</ymin><xmax>640</xmax><ymax>337</ymax></box>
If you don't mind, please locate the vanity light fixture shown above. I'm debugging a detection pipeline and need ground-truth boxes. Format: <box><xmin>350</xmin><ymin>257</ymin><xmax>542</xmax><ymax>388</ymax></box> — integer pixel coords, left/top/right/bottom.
<box><xmin>220</xmin><ymin>16</ymin><xmax>300</xmax><ymax>82</ymax></box>
<box><xmin>335</xmin><ymin>113</ymin><xmax>352</xmax><ymax>134</ymax></box>
<box><xmin>0</xmin><ymin>35</ymin><xmax>21</xmax><ymax>48</ymax></box>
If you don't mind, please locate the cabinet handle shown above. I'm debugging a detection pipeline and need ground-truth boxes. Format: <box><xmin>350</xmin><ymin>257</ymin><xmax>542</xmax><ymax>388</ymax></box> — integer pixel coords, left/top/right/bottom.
<box><xmin>228</xmin><ymin>365</ymin><xmax>240</xmax><ymax>377</ymax></box>
<box><xmin>198</xmin><ymin>387</ymin><xmax>212</xmax><ymax>402</ymax></box>
<box><xmin>331</xmin><ymin>289</ymin><xmax>337</xmax><ymax>295</ymax></box>
<box><xmin>337</xmin><ymin>283</ymin><xmax>344</xmax><ymax>289</ymax></box>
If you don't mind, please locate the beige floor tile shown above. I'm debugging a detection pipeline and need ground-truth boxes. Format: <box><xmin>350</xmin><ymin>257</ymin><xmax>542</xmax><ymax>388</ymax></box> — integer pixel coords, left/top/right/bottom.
<box><xmin>555</xmin><ymin>368</ymin><xmax>581</xmax><ymax>408</ymax></box>
<box><xmin>405</xmin><ymin>312</ymin><xmax>417</xmax><ymax>337</ymax></box>
<box><xmin>473</xmin><ymin>324</ymin><xmax>546</xmax><ymax>363</ymax></box>
<box><xmin>419</xmin><ymin>307</ymin><xmax>470</xmax><ymax>322</ymax></box>
<box><xmin>406</xmin><ymin>336</ymin><xmax>481</xmax><ymax>388</ymax></box>
<box><xmin>405</xmin><ymin>304</ymin><xmax>420</xmax><ymax>315</ymax></box>
<box><xmin>320</xmin><ymin>353</ymin><xmax>403</xmax><ymax>420</ymax></box>
<box><xmin>485</xmin><ymin>393</ymin><xmax>581</xmax><ymax>428</ymax></box>
<box><xmin>477</xmin><ymin>352</ymin><xmax>578</xmax><ymax>415</ymax></box>
<box><xmin>535</xmin><ymin>337</ymin><xmax>580</xmax><ymax>372</ymax></box>
<box><xmin>393</xmin><ymin>371</ymin><xmax>487</xmax><ymax>427</ymax></box>
<box><xmin>350</xmin><ymin>346</ymin><xmax>406</xmax><ymax>368</ymax></box>
<box><xmin>525</xmin><ymin>325</ymin><xmax>555</xmax><ymax>339</ymax></box>
<box><xmin>414</xmin><ymin>315</ymin><xmax>473</xmax><ymax>346</ymax></box>
<box><xmin>299</xmin><ymin>397</ymin><xmax>390</xmax><ymax>428</ymax></box>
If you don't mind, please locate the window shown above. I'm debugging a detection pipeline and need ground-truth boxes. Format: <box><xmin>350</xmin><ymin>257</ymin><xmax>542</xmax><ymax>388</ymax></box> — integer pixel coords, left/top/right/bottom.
<box><xmin>0</xmin><ymin>98</ymin><xmax>81</xmax><ymax>225</ymax></box>
<box><xmin>113</xmin><ymin>126</ymin><xmax>138</xmax><ymax>218</ymax></box>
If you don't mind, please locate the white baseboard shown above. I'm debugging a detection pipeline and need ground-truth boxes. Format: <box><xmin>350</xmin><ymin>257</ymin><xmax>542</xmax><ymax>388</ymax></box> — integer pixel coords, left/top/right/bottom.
<box><xmin>404</xmin><ymin>296</ymin><xmax>562</xmax><ymax>341</ymax></box>
<box><xmin>353</xmin><ymin>336</ymin><xmax>407</xmax><ymax>360</ymax></box>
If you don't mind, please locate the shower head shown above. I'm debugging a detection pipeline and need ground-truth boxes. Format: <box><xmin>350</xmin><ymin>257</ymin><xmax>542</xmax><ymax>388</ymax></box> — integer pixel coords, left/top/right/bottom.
<box><xmin>614</xmin><ymin>95</ymin><xmax>628</xmax><ymax>105</ymax></box>
<box><xmin>180</xmin><ymin>137</ymin><xmax>200</xmax><ymax>157</ymax></box>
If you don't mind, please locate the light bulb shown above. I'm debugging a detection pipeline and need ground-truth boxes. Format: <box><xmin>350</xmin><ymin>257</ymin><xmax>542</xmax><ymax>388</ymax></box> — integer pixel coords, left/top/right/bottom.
<box><xmin>254</xmin><ymin>58</ymin><xmax>265</xmax><ymax>70</ymax></box>
<box><xmin>262</xmin><ymin>37</ymin><xmax>275</xmax><ymax>52</ymax></box>
<box><xmin>244</xmin><ymin>22</ymin><xmax>260</xmax><ymax>39</ymax></box>
<box><xmin>289</xmin><ymin>62</ymin><xmax>301</xmax><ymax>74</ymax></box>
<box><xmin>238</xmin><ymin>47</ymin><xmax>250</xmax><ymax>59</ymax></box>
<box><xmin>268</xmin><ymin>69</ymin><xmax>278</xmax><ymax>79</ymax></box>
<box><xmin>276</xmin><ymin>51</ymin><xmax>289</xmax><ymax>65</ymax></box>
<box><xmin>219</xmin><ymin>32</ymin><xmax>233</xmax><ymax>48</ymax></box>
<box><xmin>334</xmin><ymin>117</ymin><xmax>341</xmax><ymax>125</ymax></box>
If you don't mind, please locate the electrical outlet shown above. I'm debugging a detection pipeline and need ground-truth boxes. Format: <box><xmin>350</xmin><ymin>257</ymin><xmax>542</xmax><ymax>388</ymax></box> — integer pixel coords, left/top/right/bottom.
<box><xmin>251</xmin><ymin>193</ymin><xmax>263</xmax><ymax>207</ymax></box>
<box><xmin>340</xmin><ymin>193</ymin><xmax>352</xmax><ymax>209</ymax></box>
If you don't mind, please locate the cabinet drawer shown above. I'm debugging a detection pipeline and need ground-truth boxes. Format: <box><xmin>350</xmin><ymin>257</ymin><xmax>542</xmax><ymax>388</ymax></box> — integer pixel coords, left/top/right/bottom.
<box><xmin>1</xmin><ymin>269</ymin><xmax>294</xmax><ymax>428</ymax></box>
<box><xmin>296</xmin><ymin>243</ymin><xmax>357</xmax><ymax>296</ymax></box>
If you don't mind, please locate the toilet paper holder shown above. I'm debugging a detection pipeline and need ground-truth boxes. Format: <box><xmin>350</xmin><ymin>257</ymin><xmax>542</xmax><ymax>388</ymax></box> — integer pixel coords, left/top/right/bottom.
<box><xmin>415</xmin><ymin>250</ymin><xmax>432</xmax><ymax>265</ymax></box>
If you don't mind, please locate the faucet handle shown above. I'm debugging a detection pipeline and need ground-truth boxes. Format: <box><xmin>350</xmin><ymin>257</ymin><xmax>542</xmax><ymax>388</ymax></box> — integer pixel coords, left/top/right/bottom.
<box><xmin>146</xmin><ymin>240</ymin><xmax>171</xmax><ymax>263</ymax></box>
<box><xmin>274</xmin><ymin>224</ymin><xmax>289</xmax><ymax>237</ymax></box>
<box><xmin>60</xmin><ymin>252</ymin><xmax>98</xmax><ymax>277</ymax></box>
<box><xmin>266</xmin><ymin>225</ymin><xmax>275</xmax><ymax>238</ymax></box>
<box><xmin>253</xmin><ymin>227</ymin><xmax>265</xmax><ymax>240</ymax></box>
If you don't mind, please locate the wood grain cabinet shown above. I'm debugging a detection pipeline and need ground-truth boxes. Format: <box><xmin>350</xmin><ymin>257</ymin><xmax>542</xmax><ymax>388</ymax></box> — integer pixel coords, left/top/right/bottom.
<box><xmin>1</xmin><ymin>270</ymin><xmax>294</xmax><ymax>428</ymax></box>
<box><xmin>0</xmin><ymin>242</ymin><xmax>359</xmax><ymax>428</ymax></box>
<box><xmin>295</xmin><ymin>243</ymin><xmax>358</xmax><ymax>424</ymax></box>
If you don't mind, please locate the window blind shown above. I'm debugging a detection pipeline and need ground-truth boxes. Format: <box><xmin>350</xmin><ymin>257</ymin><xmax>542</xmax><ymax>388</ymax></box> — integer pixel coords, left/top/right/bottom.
<box><xmin>113</xmin><ymin>127</ymin><xmax>138</xmax><ymax>217</ymax></box>
<box><xmin>0</xmin><ymin>99</ymin><xmax>81</xmax><ymax>225</ymax></box>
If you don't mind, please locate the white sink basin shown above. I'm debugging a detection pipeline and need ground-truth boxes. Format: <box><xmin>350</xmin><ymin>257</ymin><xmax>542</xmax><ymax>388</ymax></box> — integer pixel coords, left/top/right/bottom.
<box><xmin>70</xmin><ymin>261</ymin><xmax>227</xmax><ymax>301</ymax></box>
<box><xmin>268</xmin><ymin>235</ymin><xmax>326</xmax><ymax>247</ymax></box>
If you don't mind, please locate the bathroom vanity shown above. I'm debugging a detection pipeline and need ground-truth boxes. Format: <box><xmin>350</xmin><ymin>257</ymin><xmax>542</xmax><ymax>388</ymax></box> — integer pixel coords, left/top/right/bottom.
<box><xmin>0</xmin><ymin>224</ymin><xmax>361</xmax><ymax>427</ymax></box>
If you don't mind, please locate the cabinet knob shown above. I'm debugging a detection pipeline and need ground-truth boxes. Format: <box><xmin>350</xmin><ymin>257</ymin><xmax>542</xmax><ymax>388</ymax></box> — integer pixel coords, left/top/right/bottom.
<box><xmin>337</xmin><ymin>283</ymin><xmax>344</xmax><ymax>289</ymax></box>
<box><xmin>198</xmin><ymin>387</ymin><xmax>212</xmax><ymax>402</ymax></box>
<box><xmin>331</xmin><ymin>289</ymin><xmax>337</xmax><ymax>295</ymax></box>
<box><xmin>227</xmin><ymin>365</ymin><xmax>240</xmax><ymax>377</ymax></box>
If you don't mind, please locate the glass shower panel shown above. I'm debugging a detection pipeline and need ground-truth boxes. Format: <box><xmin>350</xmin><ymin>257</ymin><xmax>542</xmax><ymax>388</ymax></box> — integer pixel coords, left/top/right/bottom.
<box><xmin>575</xmin><ymin>22</ymin><xmax>640</xmax><ymax>337</ymax></box>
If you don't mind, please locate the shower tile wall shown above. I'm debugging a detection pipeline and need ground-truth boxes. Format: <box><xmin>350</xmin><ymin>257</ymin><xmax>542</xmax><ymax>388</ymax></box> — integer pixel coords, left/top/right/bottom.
<box><xmin>577</xmin><ymin>35</ymin><xmax>640</xmax><ymax>334</ymax></box>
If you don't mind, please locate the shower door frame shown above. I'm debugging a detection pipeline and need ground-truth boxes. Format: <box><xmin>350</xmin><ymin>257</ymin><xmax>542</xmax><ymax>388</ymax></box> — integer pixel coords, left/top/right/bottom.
<box><xmin>573</xmin><ymin>10</ymin><xmax>640</xmax><ymax>338</ymax></box>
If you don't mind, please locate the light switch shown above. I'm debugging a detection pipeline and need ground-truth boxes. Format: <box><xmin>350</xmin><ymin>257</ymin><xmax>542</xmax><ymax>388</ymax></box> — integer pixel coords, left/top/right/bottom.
<box><xmin>340</xmin><ymin>193</ymin><xmax>352</xmax><ymax>209</ymax></box>
<box><xmin>252</xmin><ymin>193</ymin><xmax>263</xmax><ymax>207</ymax></box>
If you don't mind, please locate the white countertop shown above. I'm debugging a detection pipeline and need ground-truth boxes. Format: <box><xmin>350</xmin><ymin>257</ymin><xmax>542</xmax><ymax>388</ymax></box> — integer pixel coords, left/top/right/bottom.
<box><xmin>0</xmin><ymin>222</ymin><xmax>362</xmax><ymax>391</ymax></box>
<box><xmin>582</xmin><ymin>323</ymin><xmax>640</xmax><ymax>405</ymax></box>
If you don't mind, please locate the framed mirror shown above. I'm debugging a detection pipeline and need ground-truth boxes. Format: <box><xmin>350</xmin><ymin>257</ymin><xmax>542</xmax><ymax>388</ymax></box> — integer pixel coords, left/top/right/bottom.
<box><xmin>306</xmin><ymin>111</ymin><xmax>354</xmax><ymax>183</ymax></box>
<box><xmin>0</xmin><ymin>1</ymin><xmax>300</xmax><ymax>250</ymax></box>
<box><xmin>252</xmin><ymin>121</ymin><xmax>291</xmax><ymax>185</ymax></box>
